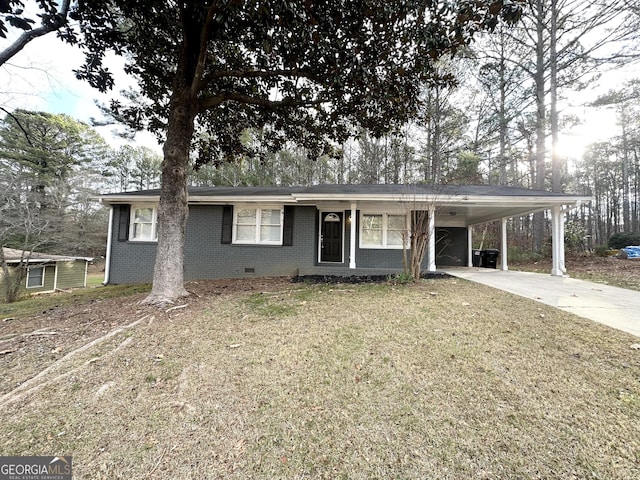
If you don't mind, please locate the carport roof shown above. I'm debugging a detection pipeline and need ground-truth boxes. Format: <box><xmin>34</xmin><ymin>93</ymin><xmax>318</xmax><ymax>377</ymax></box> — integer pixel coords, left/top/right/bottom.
<box><xmin>100</xmin><ymin>184</ymin><xmax>591</xmax><ymax>226</ymax></box>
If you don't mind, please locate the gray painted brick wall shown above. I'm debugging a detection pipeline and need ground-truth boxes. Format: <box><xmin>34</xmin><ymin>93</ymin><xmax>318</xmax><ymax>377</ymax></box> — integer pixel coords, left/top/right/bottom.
<box><xmin>109</xmin><ymin>204</ymin><xmax>318</xmax><ymax>284</ymax></box>
<box><xmin>107</xmin><ymin>205</ymin><xmax>466</xmax><ymax>284</ymax></box>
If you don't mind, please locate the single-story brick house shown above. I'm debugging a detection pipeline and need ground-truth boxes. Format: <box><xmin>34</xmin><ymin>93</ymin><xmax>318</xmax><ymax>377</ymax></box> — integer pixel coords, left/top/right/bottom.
<box><xmin>100</xmin><ymin>184</ymin><xmax>590</xmax><ymax>284</ymax></box>
<box><xmin>1</xmin><ymin>248</ymin><xmax>93</xmax><ymax>295</ymax></box>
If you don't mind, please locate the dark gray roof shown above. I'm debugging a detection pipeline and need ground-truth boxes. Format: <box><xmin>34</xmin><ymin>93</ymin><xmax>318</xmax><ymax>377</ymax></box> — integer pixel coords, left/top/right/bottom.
<box><xmin>103</xmin><ymin>184</ymin><xmax>586</xmax><ymax>198</ymax></box>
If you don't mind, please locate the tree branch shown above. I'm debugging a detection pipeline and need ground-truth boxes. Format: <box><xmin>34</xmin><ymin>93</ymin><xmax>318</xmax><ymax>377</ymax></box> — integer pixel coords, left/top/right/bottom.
<box><xmin>0</xmin><ymin>107</ymin><xmax>34</xmax><ymax>147</ymax></box>
<box><xmin>0</xmin><ymin>0</ymin><xmax>71</xmax><ymax>67</ymax></box>
<box><xmin>191</xmin><ymin>2</ymin><xmax>220</xmax><ymax>95</ymax></box>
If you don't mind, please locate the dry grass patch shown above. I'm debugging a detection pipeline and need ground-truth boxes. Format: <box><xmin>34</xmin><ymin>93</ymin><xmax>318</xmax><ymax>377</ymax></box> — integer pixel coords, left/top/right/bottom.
<box><xmin>513</xmin><ymin>255</ymin><xmax>640</xmax><ymax>292</ymax></box>
<box><xmin>1</xmin><ymin>279</ymin><xmax>639</xmax><ymax>479</ymax></box>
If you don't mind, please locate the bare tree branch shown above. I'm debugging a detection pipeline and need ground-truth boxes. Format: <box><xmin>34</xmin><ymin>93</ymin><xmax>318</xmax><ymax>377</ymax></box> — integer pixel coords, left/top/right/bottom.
<box><xmin>0</xmin><ymin>0</ymin><xmax>71</xmax><ymax>67</ymax></box>
<box><xmin>0</xmin><ymin>107</ymin><xmax>34</xmax><ymax>146</ymax></box>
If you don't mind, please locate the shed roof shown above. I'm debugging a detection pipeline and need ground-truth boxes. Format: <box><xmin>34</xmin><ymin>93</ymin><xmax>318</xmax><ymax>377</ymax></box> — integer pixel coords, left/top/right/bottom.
<box><xmin>2</xmin><ymin>248</ymin><xmax>93</xmax><ymax>264</ymax></box>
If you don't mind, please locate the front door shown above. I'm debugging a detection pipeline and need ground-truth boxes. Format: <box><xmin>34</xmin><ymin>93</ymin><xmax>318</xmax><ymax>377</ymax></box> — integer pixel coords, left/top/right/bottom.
<box><xmin>320</xmin><ymin>212</ymin><xmax>343</xmax><ymax>263</ymax></box>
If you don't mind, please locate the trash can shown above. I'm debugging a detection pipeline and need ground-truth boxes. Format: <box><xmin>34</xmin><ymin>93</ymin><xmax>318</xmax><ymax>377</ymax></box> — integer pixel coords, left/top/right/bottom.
<box><xmin>472</xmin><ymin>249</ymin><xmax>482</xmax><ymax>267</ymax></box>
<box><xmin>483</xmin><ymin>249</ymin><xmax>499</xmax><ymax>269</ymax></box>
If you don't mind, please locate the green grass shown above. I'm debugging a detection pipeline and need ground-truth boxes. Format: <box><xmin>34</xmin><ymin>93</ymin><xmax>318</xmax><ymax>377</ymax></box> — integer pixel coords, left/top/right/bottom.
<box><xmin>1</xmin><ymin>279</ymin><xmax>639</xmax><ymax>479</ymax></box>
<box><xmin>86</xmin><ymin>273</ymin><xmax>105</xmax><ymax>287</ymax></box>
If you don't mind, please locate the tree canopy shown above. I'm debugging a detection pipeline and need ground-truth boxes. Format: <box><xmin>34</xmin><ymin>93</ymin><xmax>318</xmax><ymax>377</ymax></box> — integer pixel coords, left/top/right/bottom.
<box><xmin>75</xmin><ymin>1</ymin><xmax>522</xmax><ymax>161</ymax></box>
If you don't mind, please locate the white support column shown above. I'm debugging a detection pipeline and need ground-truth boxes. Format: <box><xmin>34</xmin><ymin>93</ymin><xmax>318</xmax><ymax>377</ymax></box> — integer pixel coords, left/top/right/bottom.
<box><xmin>349</xmin><ymin>202</ymin><xmax>357</xmax><ymax>269</ymax></box>
<box><xmin>501</xmin><ymin>217</ymin><xmax>509</xmax><ymax>271</ymax></box>
<box><xmin>467</xmin><ymin>226</ymin><xmax>473</xmax><ymax>267</ymax></box>
<box><xmin>427</xmin><ymin>205</ymin><xmax>436</xmax><ymax>272</ymax></box>
<box><xmin>551</xmin><ymin>205</ymin><xmax>567</xmax><ymax>276</ymax></box>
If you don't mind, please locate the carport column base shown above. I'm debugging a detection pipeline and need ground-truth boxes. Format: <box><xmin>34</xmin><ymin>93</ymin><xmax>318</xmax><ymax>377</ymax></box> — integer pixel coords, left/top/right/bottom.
<box><xmin>427</xmin><ymin>205</ymin><xmax>436</xmax><ymax>272</ymax></box>
<box><xmin>501</xmin><ymin>217</ymin><xmax>508</xmax><ymax>271</ymax></box>
<box><xmin>551</xmin><ymin>205</ymin><xmax>567</xmax><ymax>277</ymax></box>
<box><xmin>467</xmin><ymin>226</ymin><xmax>473</xmax><ymax>267</ymax></box>
<box><xmin>349</xmin><ymin>202</ymin><xmax>357</xmax><ymax>269</ymax></box>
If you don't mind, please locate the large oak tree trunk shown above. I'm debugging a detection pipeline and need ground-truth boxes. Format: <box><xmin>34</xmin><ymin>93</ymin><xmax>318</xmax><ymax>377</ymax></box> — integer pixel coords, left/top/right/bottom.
<box><xmin>143</xmin><ymin>89</ymin><xmax>197</xmax><ymax>306</ymax></box>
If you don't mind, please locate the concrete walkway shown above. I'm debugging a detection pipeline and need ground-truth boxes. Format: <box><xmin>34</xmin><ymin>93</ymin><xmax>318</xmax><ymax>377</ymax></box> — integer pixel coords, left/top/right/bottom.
<box><xmin>441</xmin><ymin>267</ymin><xmax>640</xmax><ymax>338</ymax></box>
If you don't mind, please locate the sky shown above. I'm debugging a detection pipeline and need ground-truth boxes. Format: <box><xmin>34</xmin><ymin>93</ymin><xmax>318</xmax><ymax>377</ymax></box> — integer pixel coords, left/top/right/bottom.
<box><xmin>0</xmin><ymin>21</ymin><xmax>638</xmax><ymax>161</ymax></box>
<box><xmin>0</xmin><ymin>32</ymin><xmax>163</xmax><ymax>153</ymax></box>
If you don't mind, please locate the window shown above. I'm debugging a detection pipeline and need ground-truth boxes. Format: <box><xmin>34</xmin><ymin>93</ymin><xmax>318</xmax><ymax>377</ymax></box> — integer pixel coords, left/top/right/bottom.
<box><xmin>26</xmin><ymin>266</ymin><xmax>44</xmax><ymax>288</ymax></box>
<box><xmin>233</xmin><ymin>207</ymin><xmax>283</xmax><ymax>244</ymax></box>
<box><xmin>130</xmin><ymin>206</ymin><xmax>157</xmax><ymax>241</ymax></box>
<box><xmin>360</xmin><ymin>213</ymin><xmax>408</xmax><ymax>249</ymax></box>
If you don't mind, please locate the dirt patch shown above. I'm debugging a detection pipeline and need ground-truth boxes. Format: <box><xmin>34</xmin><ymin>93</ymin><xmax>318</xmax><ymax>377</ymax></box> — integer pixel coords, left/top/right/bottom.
<box><xmin>0</xmin><ymin>277</ymin><xmax>291</xmax><ymax>396</ymax></box>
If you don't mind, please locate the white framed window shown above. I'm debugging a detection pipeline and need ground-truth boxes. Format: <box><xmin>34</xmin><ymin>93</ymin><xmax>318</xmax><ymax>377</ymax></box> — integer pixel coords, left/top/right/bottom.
<box><xmin>26</xmin><ymin>266</ymin><xmax>45</xmax><ymax>288</ymax></box>
<box><xmin>360</xmin><ymin>212</ymin><xmax>408</xmax><ymax>249</ymax></box>
<box><xmin>130</xmin><ymin>206</ymin><xmax>158</xmax><ymax>241</ymax></box>
<box><xmin>233</xmin><ymin>206</ymin><xmax>283</xmax><ymax>245</ymax></box>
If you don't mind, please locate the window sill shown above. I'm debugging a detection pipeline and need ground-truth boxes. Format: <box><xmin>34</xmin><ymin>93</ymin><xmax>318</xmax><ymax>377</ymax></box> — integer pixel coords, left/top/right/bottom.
<box><xmin>232</xmin><ymin>242</ymin><xmax>284</xmax><ymax>247</ymax></box>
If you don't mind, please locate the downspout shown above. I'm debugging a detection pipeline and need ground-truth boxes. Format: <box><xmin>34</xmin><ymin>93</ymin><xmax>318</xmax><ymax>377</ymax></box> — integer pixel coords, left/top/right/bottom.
<box><xmin>104</xmin><ymin>205</ymin><xmax>114</xmax><ymax>285</ymax></box>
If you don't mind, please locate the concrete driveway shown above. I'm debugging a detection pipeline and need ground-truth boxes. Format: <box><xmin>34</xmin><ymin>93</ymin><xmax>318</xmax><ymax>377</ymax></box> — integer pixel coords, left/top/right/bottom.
<box><xmin>442</xmin><ymin>267</ymin><xmax>640</xmax><ymax>338</ymax></box>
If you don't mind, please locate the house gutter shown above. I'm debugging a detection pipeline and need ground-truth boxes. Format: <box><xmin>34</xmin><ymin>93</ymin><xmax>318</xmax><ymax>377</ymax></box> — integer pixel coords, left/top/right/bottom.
<box><xmin>103</xmin><ymin>205</ymin><xmax>114</xmax><ymax>285</ymax></box>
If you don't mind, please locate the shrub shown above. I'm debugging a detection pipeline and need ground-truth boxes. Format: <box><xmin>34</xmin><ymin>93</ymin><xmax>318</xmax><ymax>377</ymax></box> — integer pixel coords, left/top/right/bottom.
<box><xmin>508</xmin><ymin>247</ymin><xmax>544</xmax><ymax>263</ymax></box>
<box><xmin>594</xmin><ymin>245</ymin><xmax>609</xmax><ymax>257</ymax></box>
<box><xmin>388</xmin><ymin>272</ymin><xmax>414</xmax><ymax>285</ymax></box>
<box><xmin>608</xmin><ymin>232</ymin><xmax>640</xmax><ymax>249</ymax></box>
<box><xmin>565</xmin><ymin>221</ymin><xmax>587</xmax><ymax>253</ymax></box>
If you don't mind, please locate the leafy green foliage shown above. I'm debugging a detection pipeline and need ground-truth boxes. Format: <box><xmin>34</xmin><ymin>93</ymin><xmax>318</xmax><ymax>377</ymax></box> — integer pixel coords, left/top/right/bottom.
<box><xmin>0</xmin><ymin>110</ymin><xmax>111</xmax><ymax>256</ymax></box>
<box><xmin>73</xmin><ymin>0</ymin><xmax>523</xmax><ymax>164</ymax></box>
<box><xmin>564</xmin><ymin>220</ymin><xmax>586</xmax><ymax>253</ymax></box>
<box><xmin>609</xmin><ymin>232</ymin><xmax>640</xmax><ymax>249</ymax></box>
<box><xmin>103</xmin><ymin>145</ymin><xmax>162</xmax><ymax>192</ymax></box>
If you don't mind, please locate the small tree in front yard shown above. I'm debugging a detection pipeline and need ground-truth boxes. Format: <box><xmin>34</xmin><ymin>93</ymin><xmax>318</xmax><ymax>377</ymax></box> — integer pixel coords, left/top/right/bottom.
<box><xmin>0</xmin><ymin>248</ymin><xmax>28</xmax><ymax>303</ymax></box>
<box><xmin>0</xmin><ymin>160</ymin><xmax>51</xmax><ymax>303</ymax></box>
<box><xmin>403</xmin><ymin>210</ymin><xmax>431</xmax><ymax>281</ymax></box>
<box><xmin>400</xmin><ymin>192</ymin><xmax>442</xmax><ymax>282</ymax></box>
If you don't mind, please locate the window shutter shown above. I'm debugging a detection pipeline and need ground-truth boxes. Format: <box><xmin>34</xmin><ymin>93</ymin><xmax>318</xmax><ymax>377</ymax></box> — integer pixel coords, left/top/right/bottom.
<box><xmin>283</xmin><ymin>206</ymin><xmax>294</xmax><ymax>246</ymax></box>
<box><xmin>221</xmin><ymin>205</ymin><xmax>233</xmax><ymax>244</ymax></box>
<box><xmin>118</xmin><ymin>205</ymin><xmax>130</xmax><ymax>242</ymax></box>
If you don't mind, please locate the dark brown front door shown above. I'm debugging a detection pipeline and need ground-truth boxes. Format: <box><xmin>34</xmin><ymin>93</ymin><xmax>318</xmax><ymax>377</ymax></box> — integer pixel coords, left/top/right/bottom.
<box><xmin>321</xmin><ymin>212</ymin><xmax>343</xmax><ymax>262</ymax></box>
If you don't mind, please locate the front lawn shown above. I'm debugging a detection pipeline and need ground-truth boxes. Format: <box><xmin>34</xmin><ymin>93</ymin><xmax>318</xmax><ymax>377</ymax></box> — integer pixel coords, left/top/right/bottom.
<box><xmin>1</xmin><ymin>278</ymin><xmax>639</xmax><ymax>479</ymax></box>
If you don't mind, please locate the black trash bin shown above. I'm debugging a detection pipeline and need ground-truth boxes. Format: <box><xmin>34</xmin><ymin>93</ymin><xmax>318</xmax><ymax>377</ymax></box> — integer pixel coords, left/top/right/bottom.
<box><xmin>483</xmin><ymin>249</ymin><xmax>500</xmax><ymax>269</ymax></box>
<box><xmin>472</xmin><ymin>249</ymin><xmax>482</xmax><ymax>267</ymax></box>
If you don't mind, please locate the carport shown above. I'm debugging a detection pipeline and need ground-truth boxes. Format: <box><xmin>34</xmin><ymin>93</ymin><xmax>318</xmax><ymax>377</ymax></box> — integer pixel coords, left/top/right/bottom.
<box><xmin>428</xmin><ymin>187</ymin><xmax>591</xmax><ymax>276</ymax></box>
<box><xmin>285</xmin><ymin>184</ymin><xmax>591</xmax><ymax>277</ymax></box>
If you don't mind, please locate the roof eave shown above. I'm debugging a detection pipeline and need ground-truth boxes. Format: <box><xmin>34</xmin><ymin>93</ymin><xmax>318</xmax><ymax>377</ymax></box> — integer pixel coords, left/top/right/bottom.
<box><xmin>100</xmin><ymin>192</ymin><xmax>593</xmax><ymax>206</ymax></box>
